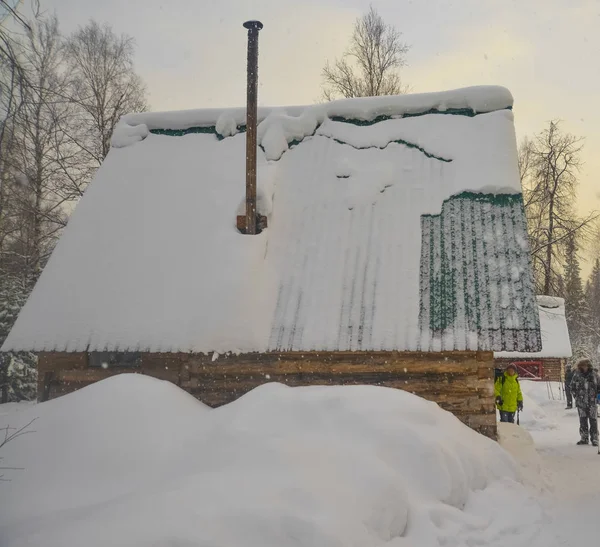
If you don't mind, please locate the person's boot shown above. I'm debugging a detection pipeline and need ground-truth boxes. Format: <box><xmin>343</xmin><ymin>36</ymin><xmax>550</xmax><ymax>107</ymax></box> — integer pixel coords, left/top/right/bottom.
<box><xmin>566</xmin><ymin>405</ymin><xmax>573</xmax><ymax>409</ymax></box>
<box><xmin>592</xmin><ymin>439</ymin><xmax>598</xmax><ymax>447</ymax></box>
<box><xmin>577</xmin><ymin>439</ymin><xmax>589</xmax><ymax>445</ymax></box>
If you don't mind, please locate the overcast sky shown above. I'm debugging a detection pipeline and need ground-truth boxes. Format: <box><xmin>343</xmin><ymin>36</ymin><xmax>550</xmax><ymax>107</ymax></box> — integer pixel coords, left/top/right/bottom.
<box><xmin>41</xmin><ymin>0</ymin><xmax>600</xmax><ymax>262</ymax></box>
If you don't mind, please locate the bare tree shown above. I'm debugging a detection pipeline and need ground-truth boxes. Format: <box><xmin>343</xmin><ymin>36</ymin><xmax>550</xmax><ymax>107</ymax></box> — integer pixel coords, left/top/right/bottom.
<box><xmin>0</xmin><ymin>418</ymin><xmax>35</xmax><ymax>480</ymax></box>
<box><xmin>0</xmin><ymin>0</ymin><xmax>38</xmax><ymax>202</ymax></box>
<box><xmin>589</xmin><ymin>218</ymin><xmax>600</xmax><ymax>261</ymax></box>
<box><xmin>64</xmin><ymin>20</ymin><xmax>147</xmax><ymax>185</ymax></box>
<box><xmin>321</xmin><ymin>5</ymin><xmax>410</xmax><ymax>100</ymax></box>
<box><xmin>1</xmin><ymin>16</ymin><xmax>71</xmax><ymax>403</ymax></box>
<box><xmin>520</xmin><ymin>121</ymin><xmax>597</xmax><ymax>295</ymax></box>
<box><xmin>6</xmin><ymin>15</ymin><xmax>72</xmax><ymax>280</ymax></box>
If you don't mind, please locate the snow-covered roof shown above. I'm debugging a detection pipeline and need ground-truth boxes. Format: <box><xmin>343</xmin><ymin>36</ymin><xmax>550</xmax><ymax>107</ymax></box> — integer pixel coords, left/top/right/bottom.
<box><xmin>2</xmin><ymin>86</ymin><xmax>542</xmax><ymax>354</ymax></box>
<box><xmin>495</xmin><ymin>296</ymin><xmax>572</xmax><ymax>359</ymax></box>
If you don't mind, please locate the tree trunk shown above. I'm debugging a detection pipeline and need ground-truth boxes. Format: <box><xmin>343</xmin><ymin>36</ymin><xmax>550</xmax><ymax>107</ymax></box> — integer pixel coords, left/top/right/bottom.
<box><xmin>544</xmin><ymin>196</ymin><xmax>555</xmax><ymax>295</ymax></box>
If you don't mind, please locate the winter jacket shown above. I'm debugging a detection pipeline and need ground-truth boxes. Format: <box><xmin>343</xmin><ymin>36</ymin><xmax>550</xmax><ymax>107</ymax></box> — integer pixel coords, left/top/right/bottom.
<box><xmin>570</xmin><ymin>369</ymin><xmax>600</xmax><ymax>410</ymax></box>
<box><xmin>494</xmin><ymin>372</ymin><xmax>523</xmax><ymax>413</ymax></box>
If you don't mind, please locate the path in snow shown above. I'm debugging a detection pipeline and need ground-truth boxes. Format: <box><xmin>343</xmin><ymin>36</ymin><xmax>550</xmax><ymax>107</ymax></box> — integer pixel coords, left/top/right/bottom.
<box><xmin>517</xmin><ymin>381</ymin><xmax>600</xmax><ymax>546</ymax></box>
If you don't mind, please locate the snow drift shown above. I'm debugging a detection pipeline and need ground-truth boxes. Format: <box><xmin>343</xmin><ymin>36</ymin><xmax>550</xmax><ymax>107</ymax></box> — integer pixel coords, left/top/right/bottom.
<box><xmin>0</xmin><ymin>375</ymin><xmax>543</xmax><ymax>547</ymax></box>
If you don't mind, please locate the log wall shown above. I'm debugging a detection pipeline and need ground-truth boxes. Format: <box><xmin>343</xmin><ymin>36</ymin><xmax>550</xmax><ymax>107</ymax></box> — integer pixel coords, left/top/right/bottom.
<box><xmin>38</xmin><ymin>350</ymin><xmax>497</xmax><ymax>438</ymax></box>
<box><xmin>495</xmin><ymin>357</ymin><xmax>564</xmax><ymax>382</ymax></box>
<box><xmin>543</xmin><ymin>359</ymin><xmax>564</xmax><ymax>383</ymax></box>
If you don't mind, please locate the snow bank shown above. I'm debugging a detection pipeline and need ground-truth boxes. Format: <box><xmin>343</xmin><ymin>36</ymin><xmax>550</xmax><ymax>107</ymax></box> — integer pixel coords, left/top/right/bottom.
<box><xmin>498</xmin><ymin>423</ymin><xmax>550</xmax><ymax>493</ymax></box>
<box><xmin>0</xmin><ymin>375</ymin><xmax>542</xmax><ymax>547</ymax></box>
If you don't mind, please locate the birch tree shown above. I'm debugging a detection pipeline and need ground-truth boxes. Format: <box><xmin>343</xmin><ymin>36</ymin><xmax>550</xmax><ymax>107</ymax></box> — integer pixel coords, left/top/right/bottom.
<box><xmin>63</xmin><ymin>20</ymin><xmax>147</xmax><ymax>193</ymax></box>
<box><xmin>321</xmin><ymin>5</ymin><xmax>410</xmax><ymax>100</ymax></box>
<box><xmin>0</xmin><ymin>15</ymin><xmax>70</xmax><ymax>402</ymax></box>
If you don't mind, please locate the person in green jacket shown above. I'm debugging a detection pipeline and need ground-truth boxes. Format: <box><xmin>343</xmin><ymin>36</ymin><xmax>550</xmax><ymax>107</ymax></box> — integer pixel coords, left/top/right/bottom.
<box><xmin>495</xmin><ymin>364</ymin><xmax>523</xmax><ymax>423</ymax></box>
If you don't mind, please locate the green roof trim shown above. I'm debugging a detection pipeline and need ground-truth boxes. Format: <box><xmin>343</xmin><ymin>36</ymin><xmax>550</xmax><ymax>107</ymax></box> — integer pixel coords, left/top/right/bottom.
<box><xmin>329</xmin><ymin>114</ymin><xmax>394</xmax><ymax>126</ymax></box>
<box><xmin>147</xmin><ymin>106</ymin><xmax>513</xmax><ymax>138</ymax></box>
<box><xmin>152</xmin><ymin>120</ymin><xmax>451</xmax><ymax>163</ymax></box>
<box><xmin>325</xmin><ymin>106</ymin><xmax>512</xmax><ymax>125</ymax></box>
<box><xmin>150</xmin><ymin>126</ymin><xmax>247</xmax><ymax>140</ymax></box>
<box><xmin>330</xmin><ymin>136</ymin><xmax>452</xmax><ymax>162</ymax></box>
<box><xmin>421</xmin><ymin>192</ymin><xmax>523</xmax><ymax>218</ymax></box>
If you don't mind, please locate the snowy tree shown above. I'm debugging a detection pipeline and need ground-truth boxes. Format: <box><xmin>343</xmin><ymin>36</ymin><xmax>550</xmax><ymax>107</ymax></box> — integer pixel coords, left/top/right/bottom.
<box><xmin>0</xmin><ymin>274</ymin><xmax>36</xmax><ymax>403</ymax></box>
<box><xmin>563</xmin><ymin>234</ymin><xmax>587</xmax><ymax>356</ymax></box>
<box><xmin>0</xmin><ymin>15</ymin><xmax>148</xmax><ymax>401</ymax></box>
<box><xmin>0</xmin><ymin>16</ymin><xmax>71</xmax><ymax>401</ymax></box>
<box><xmin>5</xmin><ymin>16</ymin><xmax>72</xmax><ymax>279</ymax></box>
<box><xmin>584</xmin><ymin>259</ymin><xmax>600</xmax><ymax>366</ymax></box>
<box><xmin>587</xmin><ymin>260</ymin><xmax>600</xmax><ymax>317</ymax></box>
<box><xmin>321</xmin><ymin>6</ymin><xmax>410</xmax><ymax>100</ymax></box>
<box><xmin>564</xmin><ymin>236</ymin><xmax>585</xmax><ymax>309</ymax></box>
<box><xmin>590</xmin><ymin>219</ymin><xmax>600</xmax><ymax>262</ymax></box>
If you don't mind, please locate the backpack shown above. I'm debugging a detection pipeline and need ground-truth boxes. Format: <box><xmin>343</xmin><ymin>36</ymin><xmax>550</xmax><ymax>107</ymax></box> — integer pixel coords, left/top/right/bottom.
<box><xmin>495</xmin><ymin>368</ymin><xmax>505</xmax><ymax>385</ymax></box>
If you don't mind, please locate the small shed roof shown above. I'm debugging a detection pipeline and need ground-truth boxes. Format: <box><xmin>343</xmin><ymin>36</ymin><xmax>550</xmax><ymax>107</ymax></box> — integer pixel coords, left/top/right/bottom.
<box><xmin>2</xmin><ymin>86</ymin><xmax>541</xmax><ymax>354</ymax></box>
<box><xmin>495</xmin><ymin>296</ymin><xmax>572</xmax><ymax>359</ymax></box>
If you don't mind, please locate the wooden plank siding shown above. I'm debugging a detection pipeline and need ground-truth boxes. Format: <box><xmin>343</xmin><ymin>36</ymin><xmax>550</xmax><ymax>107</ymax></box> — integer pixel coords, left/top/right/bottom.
<box><xmin>37</xmin><ymin>350</ymin><xmax>497</xmax><ymax>438</ymax></box>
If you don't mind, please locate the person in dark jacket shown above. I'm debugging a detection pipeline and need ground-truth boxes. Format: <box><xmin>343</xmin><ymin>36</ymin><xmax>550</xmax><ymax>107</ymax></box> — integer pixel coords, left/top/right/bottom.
<box><xmin>569</xmin><ymin>359</ymin><xmax>600</xmax><ymax>446</ymax></box>
<box><xmin>565</xmin><ymin>364</ymin><xmax>574</xmax><ymax>409</ymax></box>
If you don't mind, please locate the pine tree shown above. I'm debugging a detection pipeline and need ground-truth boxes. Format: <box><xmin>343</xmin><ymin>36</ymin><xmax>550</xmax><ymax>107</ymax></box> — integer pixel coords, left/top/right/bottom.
<box><xmin>562</xmin><ymin>235</ymin><xmax>589</xmax><ymax>361</ymax></box>
<box><xmin>0</xmin><ymin>274</ymin><xmax>37</xmax><ymax>402</ymax></box>
<box><xmin>585</xmin><ymin>259</ymin><xmax>600</xmax><ymax>366</ymax></box>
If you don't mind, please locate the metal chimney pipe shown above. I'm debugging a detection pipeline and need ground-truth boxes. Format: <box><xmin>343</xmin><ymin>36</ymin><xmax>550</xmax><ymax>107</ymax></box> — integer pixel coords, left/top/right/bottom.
<box><xmin>243</xmin><ymin>20</ymin><xmax>263</xmax><ymax>235</ymax></box>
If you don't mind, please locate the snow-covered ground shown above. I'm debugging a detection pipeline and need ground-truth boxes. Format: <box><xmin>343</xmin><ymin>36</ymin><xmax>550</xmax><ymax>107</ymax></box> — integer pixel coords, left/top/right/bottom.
<box><xmin>517</xmin><ymin>380</ymin><xmax>600</xmax><ymax>546</ymax></box>
<box><xmin>0</xmin><ymin>376</ymin><xmax>596</xmax><ymax>547</ymax></box>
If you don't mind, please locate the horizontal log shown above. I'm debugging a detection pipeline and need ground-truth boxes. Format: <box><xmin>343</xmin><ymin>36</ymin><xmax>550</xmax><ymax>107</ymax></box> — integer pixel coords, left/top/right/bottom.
<box><xmin>140</xmin><ymin>366</ymin><xmax>181</xmax><ymax>383</ymax></box>
<box><xmin>56</xmin><ymin>369</ymin><xmax>141</xmax><ymax>382</ymax></box>
<box><xmin>187</xmin><ymin>371</ymin><xmax>481</xmax><ymax>388</ymax></box>
<box><xmin>478</xmin><ymin>366</ymin><xmax>494</xmax><ymax>379</ymax></box>
<box><xmin>183</xmin><ymin>350</ymin><xmax>487</xmax><ymax>366</ymax></box>
<box><xmin>475</xmin><ymin>425</ymin><xmax>497</xmax><ymax>439</ymax></box>
<box><xmin>178</xmin><ymin>375</ymin><xmax>488</xmax><ymax>395</ymax></box>
<box><xmin>459</xmin><ymin>413</ymin><xmax>497</xmax><ymax>427</ymax></box>
<box><xmin>39</xmin><ymin>350</ymin><xmax>493</xmax><ymax>365</ymax></box>
<box><xmin>39</xmin><ymin>352</ymin><xmax>87</xmax><ymax>370</ymax></box>
<box><xmin>142</xmin><ymin>354</ymin><xmax>192</xmax><ymax>368</ymax></box>
<box><xmin>186</xmin><ymin>361</ymin><xmax>481</xmax><ymax>378</ymax></box>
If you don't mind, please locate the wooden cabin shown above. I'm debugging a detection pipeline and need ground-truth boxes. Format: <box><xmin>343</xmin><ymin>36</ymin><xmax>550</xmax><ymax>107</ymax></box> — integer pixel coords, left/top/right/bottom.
<box><xmin>2</xmin><ymin>86</ymin><xmax>541</xmax><ymax>439</ymax></box>
<box><xmin>495</xmin><ymin>295</ymin><xmax>571</xmax><ymax>381</ymax></box>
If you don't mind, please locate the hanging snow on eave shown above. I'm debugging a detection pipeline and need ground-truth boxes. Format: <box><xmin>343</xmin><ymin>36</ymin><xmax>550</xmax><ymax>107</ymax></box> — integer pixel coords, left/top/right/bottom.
<box><xmin>495</xmin><ymin>296</ymin><xmax>572</xmax><ymax>359</ymax></box>
<box><xmin>116</xmin><ymin>85</ymin><xmax>513</xmax><ymax>134</ymax></box>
